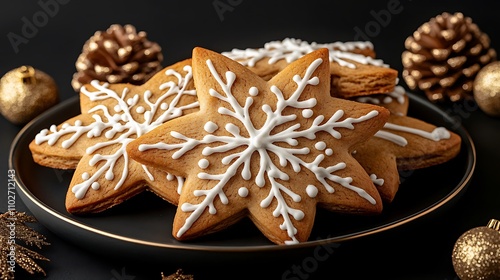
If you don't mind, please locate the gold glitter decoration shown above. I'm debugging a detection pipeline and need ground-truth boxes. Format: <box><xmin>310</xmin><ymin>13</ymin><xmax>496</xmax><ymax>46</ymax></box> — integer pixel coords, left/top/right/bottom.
<box><xmin>402</xmin><ymin>12</ymin><xmax>496</xmax><ymax>102</ymax></box>
<box><xmin>0</xmin><ymin>211</ymin><xmax>50</xmax><ymax>279</ymax></box>
<box><xmin>473</xmin><ymin>61</ymin><xmax>500</xmax><ymax>117</ymax></box>
<box><xmin>452</xmin><ymin>219</ymin><xmax>500</xmax><ymax>280</ymax></box>
<box><xmin>0</xmin><ymin>66</ymin><xmax>59</xmax><ymax>125</ymax></box>
<box><xmin>71</xmin><ymin>24</ymin><xmax>163</xmax><ymax>92</ymax></box>
<box><xmin>161</xmin><ymin>269</ymin><xmax>194</xmax><ymax>280</ymax></box>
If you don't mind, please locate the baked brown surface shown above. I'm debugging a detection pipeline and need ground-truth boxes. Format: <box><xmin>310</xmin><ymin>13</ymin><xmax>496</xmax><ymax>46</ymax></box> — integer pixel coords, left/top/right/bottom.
<box><xmin>28</xmin><ymin>38</ymin><xmax>462</xmax><ymax>244</ymax></box>
<box><xmin>222</xmin><ymin>38</ymin><xmax>399</xmax><ymax>98</ymax></box>
<box><xmin>352</xmin><ymin>90</ymin><xmax>462</xmax><ymax>202</ymax></box>
<box><xmin>29</xmin><ymin>58</ymin><xmax>198</xmax><ymax>213</ymax></box>
<box><xmin>128</xmin><ymin>47</ymin><xmax>390</xmax><ymax>244</ymax></box>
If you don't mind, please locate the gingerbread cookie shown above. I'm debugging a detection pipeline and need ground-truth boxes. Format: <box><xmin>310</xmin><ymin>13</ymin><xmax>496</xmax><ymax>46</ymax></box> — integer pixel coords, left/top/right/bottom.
<box><xmin>352</xmin><ymin>86</ymin><xmax>461</xmax><ymax>202</ymax></box>
<box><xmin>29</xmin><ymin>58</ymin><xmax>198</xmax><ymax>213</ymax></box>
<box><xmin>128</xmin><ymin>47</ymin><xmax>390</xmax><ymax>245</ymax></box>
<box><xmin>354</xmin><ymin>84</ymin><xmax>409</xmax><ymax>116</ymax></box>
<box><xmin>222</xmin><ymin>38</ymin><xmax>399</xmax><ymax>98</ymax></box>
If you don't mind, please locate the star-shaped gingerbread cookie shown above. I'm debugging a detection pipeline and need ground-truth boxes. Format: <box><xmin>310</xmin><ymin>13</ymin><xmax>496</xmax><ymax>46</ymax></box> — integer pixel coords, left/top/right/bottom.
<box><xmin>29</xmin><ymin>58</ymin><xmax>199</xmax><ymax>213</ymax></box>
<box><xmin>128</xmin><ymin>47</ymin><xmax>390</xmax><ymax>245</ymax></box>
<box><xmin>352</xmin><ymin>86</ymin><xmax>461</xmax><ymax>202</ymax></box>
<box><xmin>222</xmin><ymin>38</ymin><xmax>398</xmax><ymax>98</ymax></box>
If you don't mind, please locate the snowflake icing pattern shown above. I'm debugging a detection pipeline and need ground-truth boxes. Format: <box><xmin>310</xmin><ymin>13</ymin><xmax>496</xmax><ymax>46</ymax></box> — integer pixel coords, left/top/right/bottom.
<box><xmin>35</xmin><ymin>65</ymin><xmax>198</xmax><ymax>200</ymax></box>
<box><xmin>222</xmin><ymin>37</ymin><xmax>388</xmax><ymax>69</ymax></box>
<box><xmin>139</xmin><ymin>55</ymin><xmax>381</xmax><ymax>244</ymax></box>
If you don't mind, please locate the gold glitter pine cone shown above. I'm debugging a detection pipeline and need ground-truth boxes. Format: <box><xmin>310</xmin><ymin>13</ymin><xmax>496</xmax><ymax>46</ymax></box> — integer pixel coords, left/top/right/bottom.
<box><xmin>71</xmin><ymin>24</ymin><xmax>163</xmax><ymax>92</ymax></box>
<box><xmin>402</xmin><ymin>12</ymin><xmax>497</xmax><ymax>102</ymax></box>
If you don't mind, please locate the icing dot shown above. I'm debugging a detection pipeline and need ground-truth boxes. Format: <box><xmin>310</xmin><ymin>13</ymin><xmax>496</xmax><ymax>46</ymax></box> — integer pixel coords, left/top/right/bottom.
<box><xmin>198</xmin><ymin>159</ymin><xmax>209</xmax><ymax>169</ymax></box>
<box><xmin>91</xmin><ymin>182</ymin><xmax>100</xmax><ymax>190</ymax></box>
<box><xmin>294</xmin><ymin>211</ymin><xmax>305</xmax><ymax>221</ymax></box>
<box><xmin>249</xmin><ymin>87</ymin><xmax>259</xmax><ymax>96</ymax></box>
<box><xmin>105</xmin><ymin>170</ymin><xmax>114</xmax><ymax>180</ymax></box>
<box><xmin>302</xmin><ymin>109</ymin><xmax>313</xmax><ymax>118</ymax></box>
<box><xmin>160</xmin><ymin>103</ymin><xmax>168</xmax><ymax>110</ymax></box>
<box><xmin>204</xmin><ymin>121</ymin><xmax>218</xmax><ymax>133</ymax></box>
<box><xmin>325</xmin><ymin>148</ymin><xmax>333</xmax><ymax>156</ymax></box>
<box><xmin>75</xmin><ymin>120</ymin><xmax>82</xmax><ymax>126</ymax></box>
<box><xmin>127</xmin><ymin>98</ymin><xmax>134</xmax><ymax>105</ymax></box>
<box><xmin>315</xmin><ymin>141</ymin><xmax>326</xmax><ymax>150</ymax></box>
<box><xmin>431</xmin><ymin>127</ymin><xmax>450</xmax><ymax>140</ymax></box>
<box><xmin>306</xmin><ymin>185</ymin><xmax>318</xmax><ymax>198</ymax></box>
<box><xmin>166</xmin><ymin>174</ymin><xmax>175</xmax><ymax>181</ymax></box>
<box><xmin>81</xmin><ymin>172</ymin><xmax>90</xmax><ymax>180</ymax></box>
<box><xmin>136</xmin><ymin>106</ymin><xmax>145</xmax><ymax>113</ymax></box>
<box><xmin>114</xmin><ymin>105</ymin><xmax>121</xmax><ymax>112</ymax></box>
<box><xmin>238</xmin><ymin>187</ymin><xmax>249</xmax><ymax>197</ymax></box>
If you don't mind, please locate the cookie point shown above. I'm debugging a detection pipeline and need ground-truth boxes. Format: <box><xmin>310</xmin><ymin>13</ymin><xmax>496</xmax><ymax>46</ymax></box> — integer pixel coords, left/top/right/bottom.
<box><xmin>192</xmin><ymin>47</ymin><xmax>212</xmax><ymax>59</ymax></box>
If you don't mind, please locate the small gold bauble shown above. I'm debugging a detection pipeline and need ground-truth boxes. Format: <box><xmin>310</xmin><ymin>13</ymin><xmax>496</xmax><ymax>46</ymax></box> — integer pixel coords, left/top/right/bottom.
<box><xmin>0</xmin><ymin>66</ymin><xmax>59</xmax><ymax>125</ymax></box>
<box><xmin>473</xmin><ymin>61</ymin><xmax>500</xmax><ymax>117</ymax></box>
<box><xmin>452</xmin><ymin>219</ymin><xmax>500</xmax><ymax>280</ymax></box>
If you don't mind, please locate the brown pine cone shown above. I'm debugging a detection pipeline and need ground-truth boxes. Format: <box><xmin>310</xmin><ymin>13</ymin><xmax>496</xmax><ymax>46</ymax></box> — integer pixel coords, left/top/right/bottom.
<box><xmin>402</xmin><ymin>12</ymin><xmax>496</xmax><ymax>102</ymax></box>
<box><xmin>72</xmin><ymin>24</ymin><xmax>163</xmax><ymax>92</ymax></box>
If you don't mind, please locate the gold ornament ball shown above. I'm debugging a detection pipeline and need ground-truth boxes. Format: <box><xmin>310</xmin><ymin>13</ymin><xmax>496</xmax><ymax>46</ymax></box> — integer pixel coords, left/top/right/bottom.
<box><xmin>473</xmin><ymin>62</ymin><xmax>500</xmax><ymax>117</ymax></box>
<box><xmin>452</xmin><ymin>219</ymin><xmax>500</xmax><ymax>280</ymax></box>
<box><xmin>0</xmin><ymin>66</ymin><xmax>59</xmax><ymax>125</ymax></box>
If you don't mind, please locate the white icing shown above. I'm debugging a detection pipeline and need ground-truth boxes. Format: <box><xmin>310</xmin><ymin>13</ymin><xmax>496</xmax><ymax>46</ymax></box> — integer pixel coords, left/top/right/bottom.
<box><xmin>354</xmin><ymin>84</ymin><xmax>452</xmax><ymax>147</ymax></box>
<box><xmin>306</xmin><ymin>185</ymin><xmax>318</xmax><ymax>198</ymax></box>
<box><xmin>369</xmin><ymin>174</ymin><xmax>384</xmax><ymax>186</ymax></box>
<box><xmin>204</xmin><ymin>121</ymin><xmax>218</xmax><ymax>133</ymax></box>
<box><xmin>140</xmin><ymin>56</ymin><xmax>380</xmax><ymax>244</ymax></box>
<box><xmin>249</xmin><ymin>86</ymin><xmax>259</xmax><ymax>96</ymax></box>
<box><xmin>374</xmin><ymin>130</ymin><xmax>408</xmax><ymax>146</ymax></box>
<box><xmin>34</xmin><ymin>66</ymin><xmax>198</xmax><ymax>200</ymax></box>
<box><xmin>222</xmin><ymin>38</ymin><xmax>388</xmax><ymax>69</ymax></box>
<box><xmin>356</xmin><ymin>85</ymin><xmax>406</xmax><ymax>105</ymax></box>
<box><xmin>135</xmin><ymin>106</ymin><xmax>145</xmax><ymax>113</ymax></box>
<box><xmin>374</xmin><ymin>122</ymin><xmax>451</xmax><ymax>147</ymax></box>
<box><xmin>315</xmin><ymin>141</ymin><xmax>326</xmax><ymax>150</ymax></box>
<box><xmin>198</xmin><ymin>159</ymin><xmax>209</xmax><ymax>169</ymax></box>
<box><xmin>238</xmin><ymin>187</ymin><xmax>249</xmax><ymax>197</ymax></box>
<box><xmin>302</xmin><ymin>109</ymin><xmax>313</xmax><ymax>118</ymax></box>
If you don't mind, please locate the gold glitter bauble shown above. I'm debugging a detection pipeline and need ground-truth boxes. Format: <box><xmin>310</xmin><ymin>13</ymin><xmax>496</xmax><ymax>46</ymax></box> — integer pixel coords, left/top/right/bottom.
<box><xmin>452</xmin><ymin>219</ymin><xmax>500</xmax><ymax>280</ymax></box>
<box><xmin>0</xmin><ymin>66</ymin><xmax>59</xmax><ymax>125</ymax></box>
<box><xmin>473</xmin><ymin>61</ymin><xmax>500</xmax><ymax>117</ymax></box>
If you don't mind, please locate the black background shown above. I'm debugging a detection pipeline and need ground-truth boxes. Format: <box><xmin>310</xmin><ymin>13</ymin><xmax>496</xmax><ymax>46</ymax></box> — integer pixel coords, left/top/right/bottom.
<box><xmin>1</xmin><ymin>0</ymin><xmax>500</xmax><ymax>279</ymax></box>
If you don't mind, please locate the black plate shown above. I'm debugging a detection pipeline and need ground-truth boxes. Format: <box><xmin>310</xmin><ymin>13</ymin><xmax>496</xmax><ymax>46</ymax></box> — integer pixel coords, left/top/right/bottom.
<box><xmin>10</xmin><ymin>92</ymin><xmax>476</xmax><ymax>264</ymax></box>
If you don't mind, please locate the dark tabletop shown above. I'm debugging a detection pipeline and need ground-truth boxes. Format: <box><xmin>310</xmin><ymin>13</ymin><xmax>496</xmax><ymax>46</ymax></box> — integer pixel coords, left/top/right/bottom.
<box><xmin>1</xmin><ymin>1</ymin><xmax>500</xmax><ymax>279</ymax></box>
